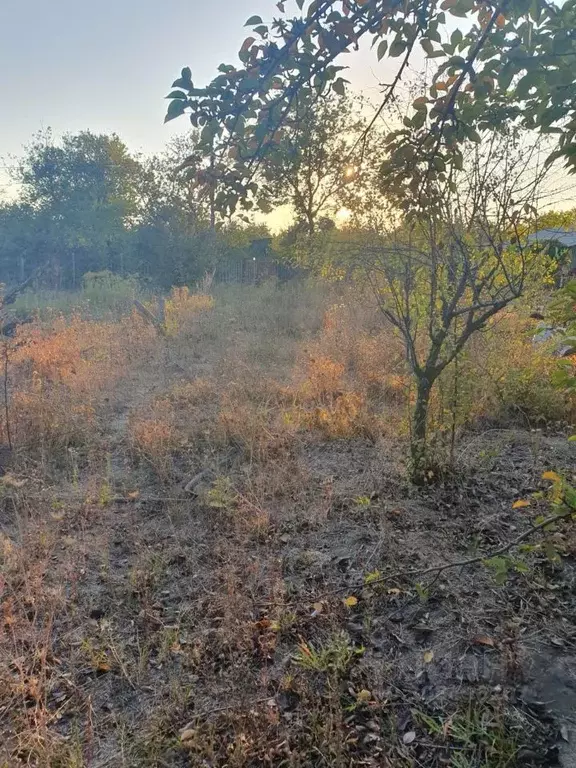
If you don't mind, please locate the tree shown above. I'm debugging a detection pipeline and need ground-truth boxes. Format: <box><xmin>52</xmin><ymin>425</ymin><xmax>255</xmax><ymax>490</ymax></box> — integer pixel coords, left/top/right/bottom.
<box><xmin>256</xmin><ymin>92</ymin><xmax>379</xmax><ymax>234</ymax></box>
<box><xmin>165</xmin><ymin>0</ymin><xmax>576</xmax><ymax>214</ymax></box>
<box><xmin>13</xmin><ymin>130</ymin><xmax>147</xmax><ymax>286</ymax></box>
<box><xmin>322</xmin><ymin>131</ymin><xmax>549</xmax><ymax>479</ymax></box>
<box><xmin>146</xmin><ymin>131</ymin><xmax>217</xmax><ymax>227</ymax></box>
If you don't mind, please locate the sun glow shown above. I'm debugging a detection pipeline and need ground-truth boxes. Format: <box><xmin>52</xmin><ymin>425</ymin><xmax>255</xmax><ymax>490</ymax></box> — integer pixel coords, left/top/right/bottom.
<box><xmin>336</xmin><ymin>207</ymin><xmax>352</xmax><ymax>223</ymax></box>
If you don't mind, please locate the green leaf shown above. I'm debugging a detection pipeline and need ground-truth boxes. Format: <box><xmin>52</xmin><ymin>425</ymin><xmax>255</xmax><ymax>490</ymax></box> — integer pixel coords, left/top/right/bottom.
<box><xmin>493</xmin><ymin>572</ymin><xmax>506</xmax><ymax>585</ymax></box>
<box><xmin>412</xmin><ymin>110</ymin><xmax>426</xmax><ymax>129</ymax></box>
<box><xmin>257</xmin><ymin>198</ymin><xmax>273</xmax><ymax>213</ymax></box>
<box><xmin>200</xmin><ymin>119</ymin><xmax>220</xmax><ymax>144</ymax></box>
<box><xmin>433</xmin><ymin>156</ymin><xmax>445</xmax><ymax>171</ymax></box>
<box><xmin>165</xmin><ymin>90</ymin><xmax>187</xmax><ymax>100</ymax></box>
<box><xmin>332</xmin><ymin>77</ymin><xmax>347</xmax><ymax>96</ymax></box>
<box><xmin>172</xmin><ymin>77</ymin><xmax>193</xmax><ymax>89</ymax></box>
<box><xmin>449</xmin><ymin>0</ymin><xmax>474</xmax><ymax>17</ymax></box>
<box><xmin>498</xmin><ymin>64</ymin><xmax>515</xmax><ymax>91</ymax></box>
<box><xmin>516</xmin><ymin>71</ymin><xmax>541</xmax><ymax>98</ymax></box>
<box><xmin>164</xmin><ymin>99</ymin><xmax>187</xmax><ymax>123</ymax></box>
<box><xmin>389</xmin><ymin>37</ymin><xmax>407</xmax><ymax>57</ymax></box>
<box><xmin>420</xmin><ymin>38</ymin><xmax>435</xmax><ymax>56</ymax></box>
<box><xmin>466</xmin><ymin>126</ymin><xmax>481</xmax><ymax>142</ymax></box>
<box><xmin>451</xmin><ymin>29</ymin><xmax>463</xmax><ymax>47</ymax></box>
<box><xmin>245</xmin><ymin>15</ymin><xmax>263</xmax><ymax>25</ymax></box>
<box><xmin>296</xmin><ymin>0</ymin><xmax>305</xmax><ymax>8</ymax></box>
<box><xmin>364</xmin><ymin>569</ymin><xmax>382</xmax><ymax>585</ymax></box>
<box><xmin>377</xmin><ymin>39</ymin><xmax>388</xmax><ymax>61</ymax></box>
<box><xmin>544</xmin><ymin>539</ymin><xmax>559</xmax><ymax>562</ymax></box>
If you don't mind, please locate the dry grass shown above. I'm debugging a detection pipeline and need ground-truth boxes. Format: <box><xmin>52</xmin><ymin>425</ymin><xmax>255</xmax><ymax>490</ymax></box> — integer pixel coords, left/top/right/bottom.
<box><xmin>0</xmin><ymin>279</ymin><xmax>572</xmax><ymax>767</ymax></box>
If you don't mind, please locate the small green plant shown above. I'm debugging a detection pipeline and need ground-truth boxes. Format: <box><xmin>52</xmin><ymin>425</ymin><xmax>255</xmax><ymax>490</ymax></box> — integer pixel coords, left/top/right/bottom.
<box><xmin>206</xmin><ymin>476</ymin><xmax>237</xmax><ymax>512</ymax></box>
<box><xmin>483</xmin><ymin>555</ymin><xmax>530</xmax><ymax>585</ymax></box>
<box><xmin>293</xmin><ymin>631</ymin><xmax>363</xmax><ymax>675</ymax></box>
<box><xmin>270</xmin><ymin>610</ymin><xmax>298</xmax><ymax>634</ymax></box>
<box><xmin>99</xmin><ymin>480</ymin><xmax>113</xmax><ymax>506</ymax></box>
<box><xmin>414</xmin><ymin>582</ymin><xmax>429</xmax><ymax>602</ymax></box>
<box><xmin>414</xmin><ymin>698</ymin><xmax>520</xmax><ymax>768</ymax></box>
<box><xmin>364</xmin><ymin>569</ymin><xmax>382</xmax><ymax>585</ymax></box>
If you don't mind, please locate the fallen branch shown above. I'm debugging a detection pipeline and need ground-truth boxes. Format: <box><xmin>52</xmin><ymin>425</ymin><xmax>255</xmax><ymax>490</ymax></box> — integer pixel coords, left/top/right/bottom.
<box><xmin>184</xmin><ymin>468</ymin><xmax>213</xmax><ymax>494</ymax></box>
<box><xmin>0</xmin><ymin>263</ymin><xmax>48</xmax><ymax>309</ymax></box>
<box><xmin>378</xmin><ymin>506</ymin><xmax>576</xmax><ymax>584</ymax></box>
<box><xmin>133</xmin><ymin>299</ymin><xmax>167</xmax><ymax>336</ymax></box>
<box><xmin>259</xmin><ymin>507</ymin><xmax>576</xmax><ymax>607</ymax></box>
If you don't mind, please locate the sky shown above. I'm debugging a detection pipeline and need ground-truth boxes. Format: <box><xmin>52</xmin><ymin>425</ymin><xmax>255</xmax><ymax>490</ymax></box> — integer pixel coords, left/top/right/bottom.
<box><xmin>0</xmin><ymin>1</ymin><xmax>270</xmax><ymax>160</ymax></box>
<box><xmin>0</xmin><ymin>0</ymin><xmax>391</xmax><ymax>163</ymax></box>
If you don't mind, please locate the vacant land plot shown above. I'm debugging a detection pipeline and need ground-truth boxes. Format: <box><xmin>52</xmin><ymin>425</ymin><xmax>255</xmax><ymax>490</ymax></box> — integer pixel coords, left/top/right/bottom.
<box><xmin>0</xmin><ymin>281</ymin><xmax>574</xmax><ymax>767</ymax></box>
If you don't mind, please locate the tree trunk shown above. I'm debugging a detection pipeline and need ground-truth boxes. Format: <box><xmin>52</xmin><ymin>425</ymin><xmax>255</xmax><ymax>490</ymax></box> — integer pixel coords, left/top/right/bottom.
<box><xmin>411</xmin><ymin>375</ymin><xmax>432</xmax><ymax>483</ymax></box>
<box><xmin>305</xmin><ymin>209</ymin><xmax>315</xmax><ymax>237</ymax></box>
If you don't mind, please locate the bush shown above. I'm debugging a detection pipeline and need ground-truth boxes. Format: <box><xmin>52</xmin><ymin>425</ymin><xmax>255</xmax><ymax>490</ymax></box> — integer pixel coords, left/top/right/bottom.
<box><xmin>12</xmin><ymin>271</ymin><xmax>148</xmax><ymax>320</ymax></box>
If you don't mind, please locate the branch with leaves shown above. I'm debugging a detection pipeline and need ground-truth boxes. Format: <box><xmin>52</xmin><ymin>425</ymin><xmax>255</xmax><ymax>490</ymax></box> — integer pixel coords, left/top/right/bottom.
<box><xmin>164</xmin><ymin>0</ymin><xmax>576</xmax><ymax>215</ymax></box>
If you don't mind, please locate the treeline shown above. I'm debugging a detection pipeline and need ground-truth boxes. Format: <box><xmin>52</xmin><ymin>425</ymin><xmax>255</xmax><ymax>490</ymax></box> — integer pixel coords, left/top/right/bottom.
<box><xmin>0</xmin><ymin>94</ymin><xmax>394</xmax><ymax>291</ymax></box>
<box><xmin>0</xmin><ymin>130</ymin><xmax>271</xmax><ymax>291</ymax></box>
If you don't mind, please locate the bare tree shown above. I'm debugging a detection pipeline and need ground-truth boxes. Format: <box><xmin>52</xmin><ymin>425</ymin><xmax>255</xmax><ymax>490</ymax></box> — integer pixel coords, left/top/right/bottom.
<box><xmin>341</xmin><ymin>132</ymin><xmax>551</xmax><ymax>480</ymax></box>
<box><xmin>258</xmin><ymin>93</ymin><xmax>383</xmax><ymax>235</ymax></box>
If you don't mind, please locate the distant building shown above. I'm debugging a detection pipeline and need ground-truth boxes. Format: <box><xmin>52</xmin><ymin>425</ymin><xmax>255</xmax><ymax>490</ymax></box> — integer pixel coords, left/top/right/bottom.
<box><xmin>527</xmin><ymin>229</ymin><xmax>576</xmax><ymax>274</ymax></box>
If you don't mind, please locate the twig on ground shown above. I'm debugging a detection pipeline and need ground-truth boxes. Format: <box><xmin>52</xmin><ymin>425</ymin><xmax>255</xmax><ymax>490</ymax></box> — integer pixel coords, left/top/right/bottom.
<box><xmin>257</xmin><ymin>507</ymin><xmax>575</xmax><ymax>607</ymax></box>
<box><xmin>184</xmin><ymin>469</ymin><xmax>213</xmax><ymax>493</ymax></box>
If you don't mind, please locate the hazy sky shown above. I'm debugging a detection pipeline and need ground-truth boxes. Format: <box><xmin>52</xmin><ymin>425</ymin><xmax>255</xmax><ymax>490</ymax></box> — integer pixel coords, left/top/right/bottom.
<box><xmin>0</xmin><ymin>0</ymin><xmax>275</xmax><ymax>158</ymax></box>
<box><xmin>0</xmin><ymin>0</ymin><xmax>392</xmax><ymax>160</ymax></box>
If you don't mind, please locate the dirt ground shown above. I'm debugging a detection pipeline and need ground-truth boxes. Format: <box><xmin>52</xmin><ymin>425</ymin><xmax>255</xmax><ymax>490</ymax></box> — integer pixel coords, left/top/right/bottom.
<box><xmin>0</xmin><ymin>284</ymin><xmax>575</xmax><ymax>767</ymax></box>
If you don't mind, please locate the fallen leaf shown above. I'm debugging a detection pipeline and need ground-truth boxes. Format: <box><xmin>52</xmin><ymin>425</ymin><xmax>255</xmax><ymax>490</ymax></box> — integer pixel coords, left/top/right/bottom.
<box><xmin>254</xmin><ymin>618</ymin><xmax>271</xmax><ymax>630</ymax></box>
<box><xmin>128</xmin><ymin>490</ymin><xmax>140</xmax><ymax>499</ymax></box>
<box><xmin>387</xmin><ymin>588</ymin><xmax>401</xmax><ymax>596</ymax></box>
<box><xmin>312</xmin><ymin>602</ymin><xmax>323</xmax><ymax>615</ymax></box>
<box><xmin>542</xmin><ymin>471</ymin><xmax>561</xmax><ymax>482</ymax></box>
<box><xmin>403</xmin><ymin>730</ymin><xmax>416</xmax><ymax>744</ymax></box>
<box><xmin>472</xmin><ymin>635</ymin><xmax>495</xmax><ymax>647</ymax></box>
<box><xmin>343</xmin><ymin>596</ymin><xmax>358</xmax><ymax>607</ymax></box>
<box><xmin>512</xmin><ymin>499</ymin><xmax>530</xmax><ymax>509</ymax></box>
<box><xmin>357</xmin><ymin>689</ymin><xmax>372</xmax><ymax>702</ymax></box>
<box><xmin>180</xmin><ymin>728</ymin><xmax>196</xmax><ymax>742</ymax></box>
<box><xmin>2</xmin><ymin>474</ymin><xmax>26</xmax><ymax>489</ymax></box>
<box><xmin>423</xmin><ymin>650</ymin><xmax>434</xmax><ymax>663</ymax></box>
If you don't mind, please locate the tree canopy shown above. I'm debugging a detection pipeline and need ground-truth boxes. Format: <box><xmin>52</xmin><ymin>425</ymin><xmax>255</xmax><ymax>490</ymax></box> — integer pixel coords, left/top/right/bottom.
<box><xmin>0</xmin><ymin>131</ymin><xmax>266</xmax><ymax>291</ymax></box>
<box><xmin>165</xmin><ymin>0</ymin><xmax>576</xmax><ymax>215</ymax></box>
